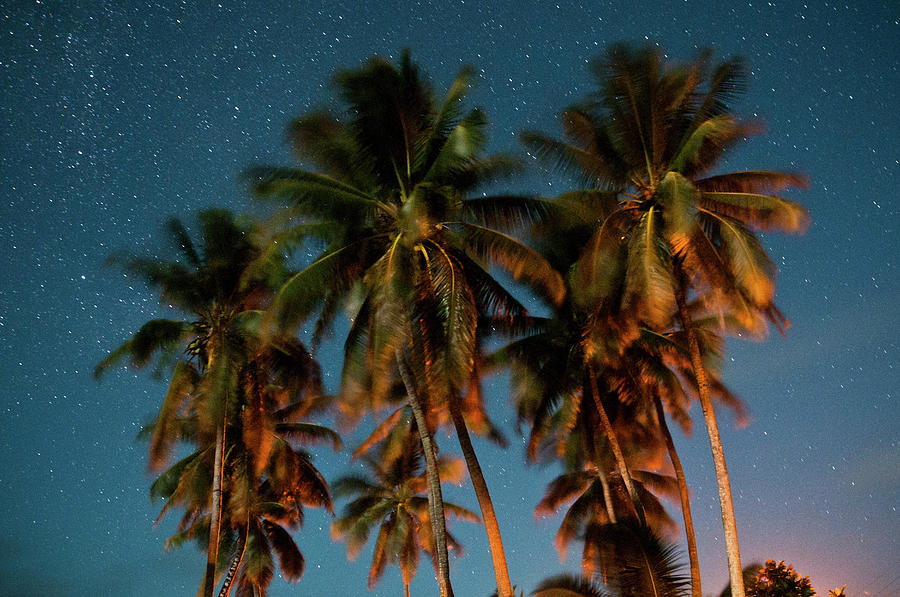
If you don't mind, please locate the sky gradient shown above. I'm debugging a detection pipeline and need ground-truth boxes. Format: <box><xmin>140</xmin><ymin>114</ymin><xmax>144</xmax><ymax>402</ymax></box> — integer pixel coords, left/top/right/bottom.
<box><xmin>1</xmin><ymin>1</ymin><xmax>897</xmax><ymax>596</ymax></box>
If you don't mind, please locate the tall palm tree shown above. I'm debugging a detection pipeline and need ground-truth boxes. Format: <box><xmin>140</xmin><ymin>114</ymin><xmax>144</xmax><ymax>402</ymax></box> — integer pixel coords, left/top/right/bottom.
<box><xmin>527</xmin><ymin>189</ymin><xmax>748</xmax><ymax>595</ymax></box>
<box><xmin>95</xmin><ymin>210</ymin><xmax>313</xmax><ymax>596</ymax></box>
<box><xmin>332</xmin><ymin>431</ymin><xmax>479</xmax><ymax>596</ymax></box>
<box><xmin>522</xmin><ymin>44</ymin><xmax>809</xmax><ymax>596</ymax></box>
<box><xmin>248</xmin><ymin>51</ymin><xmax>563</xmax><ymax>597</ymax></box>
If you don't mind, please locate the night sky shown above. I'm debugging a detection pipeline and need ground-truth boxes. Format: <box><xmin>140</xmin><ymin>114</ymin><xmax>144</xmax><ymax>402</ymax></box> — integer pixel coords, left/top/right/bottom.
<box><xmin>1</xmin><ymin>2</ymin><xmax>897</xmax><ymax>596</ymax></box>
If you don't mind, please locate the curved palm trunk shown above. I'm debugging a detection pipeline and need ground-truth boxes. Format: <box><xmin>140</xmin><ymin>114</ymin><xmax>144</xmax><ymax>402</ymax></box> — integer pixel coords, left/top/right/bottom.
<box><xmin>217</xmin><ymin>520</ymin><xmax>248</xmax><ymax>597</ymax></box>
<box><xmin>597</xmin><ymin>468</ymin><xmax>617</xmax><ymax>524</ymax></box>
<box><xmin>674</xmin><ymin>269</ymin><xmax>744</xmax><ymax>597</ymax></box>
<box><xmin>396</xmin><ymin>352</ymin><xmax>454</xmax><ymax>597</ymax></box>
<box><xmin>652</xmin><ymin>394</ymin><xmax>701</xmax><ymax>597</ymax></box>
<box><xmin>204</xmin><ymin>421</ymin><xmax>225</xmax><ymax>597</ymax></box>
<box><xmin>588</xmin><ymin>426</ymin><xmax>617</xmax><ymax>525</ymax></box>
<box><xmin>587</xmin><ymin>364</ymin><xmax>647</xmax><ymax>527</ymax></box>
<box><xmin>447</xmin><ymin>399</ymin><xmax>513</xmax><ymax>597</ymax></box>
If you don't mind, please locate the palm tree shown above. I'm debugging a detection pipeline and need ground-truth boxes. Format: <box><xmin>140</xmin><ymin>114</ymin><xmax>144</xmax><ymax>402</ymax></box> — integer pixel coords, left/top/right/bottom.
<box><xmin>489</xmin><ymin>247</ymin><xmax>655</xmax><ymax>533</ymax></box>
<box><xmin>611</xmin><ymin>322</ymin><xmax>748</xmax><ymax>597</ymax></box>
<box><xmin>248</xmin><ymin>51</ymin><xmax>563</xmax><ymax>597</ymax></box>
<box><xmin>95</xmin><ymin>209</ymin><xmax>310</xmax><ymax>596</ymax></box>
<box><xmin>332</xmin><ymin>429</ymin><xmax>479</xmax><ymax>596</ymax></box>
<box><xmin>504</xmin><ymin>189</ymin><xmax>746</xmax><ymax>594</ymax></box>
<box><xmin>522</xmin><ymin>44</ymin><xmax>809</xmax><ymax>596</ymax></box>
<box><xmin>215</xmin><ymin>337</ymin><xmax>339</xmax><ymax>597</ymax></box>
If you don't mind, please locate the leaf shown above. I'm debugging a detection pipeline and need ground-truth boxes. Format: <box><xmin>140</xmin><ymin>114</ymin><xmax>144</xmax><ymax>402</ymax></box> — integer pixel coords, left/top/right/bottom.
<box><xmin>699</xmin><ymin>208</ymin><xmax>777</xmax><ymax>306</ymax></box>
<box><xmin>701</xmin><ymin>191</ymin><xmax>811</xmax><ymax>233</ymax></box>
<box><xmin>623</xmin><ymin>209</ymin><xmax>676</xmax><ymax>328</ymax></box>
<box><xmin>149</xmin><ymin>449</ymin><xmax>204</xmax><ymax>502</ymax></box>
<box><xmin>454</xmin><ymin>223</ymin><xmax>565</xmax><ymax>307</ymax></box>
<box><xmin>264</xmin><ymin>521</ymin><xmax>305</xmax><ymax>582</ymax></box>
<box><xmin>94</xmin><ymin>319</ymin><xmax>189</xmax><ymax>378</ymax></box>
<box><xmin>367</xmin><ymin>514</ymin><xmax>395</xmax><ymax>589</ymax></box>
<box><xmin>351</xmin><ymin>408</ymin><xmax>406</xmax><ymax>460</ymax></box>
<box><xmin>276</xmin><ymin>422</ymin><xmax>342</xmax><ymax>451</ymax></box>
<box><xmin>570</xmin><ymin>211</ymin><xmax>629</xmax><ymax>309</ymax></box>
<box><xmin>424</xmin><ymin>108</ymin><xmax>488</xmax><ymax>182</ymax></box>
<box><xmin>148</xmin><ymin>360</ymin><xmax>199</xmax><ymax>471</ymax></box>
<box><xmin>460</xmin><ymin>195</ymin><xmax>557</xmax><ymax>233</ymax></box>
<box><xmin>669</xmin><ymin>115</ymin><xmax>742</xmax><ymax>173</ymax></box>
<box><xmin>534</xmin><ymin>573</ymin><xmax>612</xmax><ymax>597</ymax></box>
<box><xmin>695</xmin><ymin>170</ymin><xmax>809</xmax><ymax>194</ymax></box>
<box><xmin>656</xmin><ymin>171</ymin><xmax>699</xmax><ymax>254</ymax></box>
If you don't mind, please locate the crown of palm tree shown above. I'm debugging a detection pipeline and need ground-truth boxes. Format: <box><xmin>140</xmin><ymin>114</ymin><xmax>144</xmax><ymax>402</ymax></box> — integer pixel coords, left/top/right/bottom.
<box><xmin>247</xmin><ymin>50</ymin><xmax>562</xmax><ymax>409</ymax></box>
<box><xmin>523</xmin><ymin>44</ymin><xmax>809</xmax><ymax>336</ymax></box>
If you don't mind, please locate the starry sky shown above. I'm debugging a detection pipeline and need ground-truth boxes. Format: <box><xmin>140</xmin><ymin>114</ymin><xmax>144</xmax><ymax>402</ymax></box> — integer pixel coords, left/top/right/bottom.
<box><xmin>1</xmin><ymin>1</ymin><xmax>897</xmax><ymax>596</ymax></box>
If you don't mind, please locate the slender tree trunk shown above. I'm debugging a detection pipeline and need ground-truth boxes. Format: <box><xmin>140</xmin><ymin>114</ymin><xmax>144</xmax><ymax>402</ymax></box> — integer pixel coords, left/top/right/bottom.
<box><xmin>652</xmin><ymin>394</ymin><xmax>701</xmax><ymax>597</ymax></box>
<box><xmin>597</xmin><ymin>465</ymin><xmax>617</xmax><ymax>524</ymax></box>
<box><xmin>589</xmin><ymin>427</ymin><xmax>617</xmax><ymax>524</ymax></box>
<box><xmin>586</xmin><ymin>364</ymin><xmax>647</xmax><ymax>527</ymax></box>
<box><xmin>447</xmin><ymin>399</ymin><xmax>513</xmax><ymax>597</ymax></box>
<box><xmin>217</xmin><ymin>519</ymin><xmax>249</xmax><ymax>597</ymax></box>
<box><xmin>404</xmin><ymin>581</ymin><xmax>410</xmax><ymax>597</ymax></box>
<box><xmin>204</xmin><ymin>421</ymin><xmax>225</xmax><ymax>597</ymax></box>
<box><xmin>396</xmin><ymin>352</ymin><xmax>454</xmax><ymax>597</ymax></box>
<box><xmin>673</xmin><ymin>269</ymin><xmax>744</xmax><ymax>597</ymax></box>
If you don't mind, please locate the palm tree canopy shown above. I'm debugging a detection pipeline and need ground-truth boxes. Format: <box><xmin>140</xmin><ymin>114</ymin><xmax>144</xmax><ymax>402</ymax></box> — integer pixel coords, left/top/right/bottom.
<box><xmin>96</xmin><ymin>209</ymin><xmax>292</xmax><ymax>468</ymax></box>
<box><xmin>247</xmin><ymin>50</ymin><xmax>563</xmax><ymax>412</ymax></box>
<box><xmin>522</xmin><ymin>44</ymin><xmax>809</xmax><ymax>335</ymax></box>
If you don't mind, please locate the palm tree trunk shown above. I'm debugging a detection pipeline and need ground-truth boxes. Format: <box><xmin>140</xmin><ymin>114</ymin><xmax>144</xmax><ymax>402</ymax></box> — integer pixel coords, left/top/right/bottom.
<box><xmin>596</xmin><ymin>464</ymin><xmax>617</xmax><ymax>524</ymax></box>
<box><xmin>217</xmin><ymin>518</ymin><xmax>249</xmax><ymax>597</ymax></box>
<box><xmin>652</xmin><ymin>394</ymin><xmax>701</xmax><ymax>597</ymax></box>
<box><xmin>396</xmin><ymin>352</ymin><xmax>454</xmax><ymax>597</ymax></box>
<box><xmin>673</xmin><ymin>269</ymin><xmax>744</xmax><ymax>597</ymax></box>
<box><xmin>588</xmin><ymin>427</ymin><xmax>617</xmax><ymax>524</ymax></box>
<box><xmin>204</xmin><ymin>420</ymin><xmax>225</xmax><ymax>597</ymax></box>
<box><xmin>447</xmin><ymin>399</ymin><xmax>513</xmax><ymax>597</ymax></box>
<box><xmin>587</xmin><ymin>364</ymin><xmax>647</xmax><ymax>527</ymax></box>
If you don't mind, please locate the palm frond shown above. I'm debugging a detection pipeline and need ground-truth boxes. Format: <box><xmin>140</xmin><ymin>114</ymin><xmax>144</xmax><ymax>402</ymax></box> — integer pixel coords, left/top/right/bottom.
<box><xmin>284</xmin><ymin>110</ymin><xmax>367</xmax><ymax>183</ymax></box>
<box><xmin>623</xmin><ymin>209</ymin><xmax>676</xmax><ymax>328</ymax></box>
<box><xmin>454</xmin><ymin>223</ymin><xmax>565</xmax><ymax>306</ymax></box>
<box><xmin>275</xmin><ymin>422</ymin><xmax>342</xmax><ymax>451</ymax></box>
<box><xmin>699</xmin><ymin>209</ymin><xmax>777</xmax><ymax>306</ymax></box>
<box><xmin>148</xmin><ymin>360</ymin><xmax>199</xmax><ymax>470</ymax></box>
<box><xmin>94</xmin><ymin>318</ymin><xmax>189</xmax><ymax>379</ymax></box>
<box><xmin>164</xmin><ymin>217</ymin><xmax>201</xmax><ymax>267</ymax></box>
<box><xmin>460</xmin><ymin>195</ymin><xmax>556</xmax><ymax>233</ymax></box>
<box><xmin>263</xmin><ymin>521</ymin><xmax>305</xmax><ymax>582</ymax></box>
<box><xmin>700</xmin><ymin>192</ymin><xmax>811</xmax><ymax>233</ymax></box>
<box><xmin>595</xmin><ymin>522</ymin><xmax>690</xmax><ymax>597</ymax></box>
<box><xmin>695</xmin><ymin>170</ymin><xmax>809</xmax><ymax>194</ymax></box>
<box><xmin>425</xmin><ymin>107</ymin><xmax>488</xmax><ymax>182</ymax></box>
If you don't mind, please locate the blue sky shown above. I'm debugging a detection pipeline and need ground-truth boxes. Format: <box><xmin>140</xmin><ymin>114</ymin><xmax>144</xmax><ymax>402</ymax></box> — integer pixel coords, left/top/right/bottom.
<box><xmin>1</xmin><ymin>1</ymin><xmax>897</xmax><ymax>595</ymax></box>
